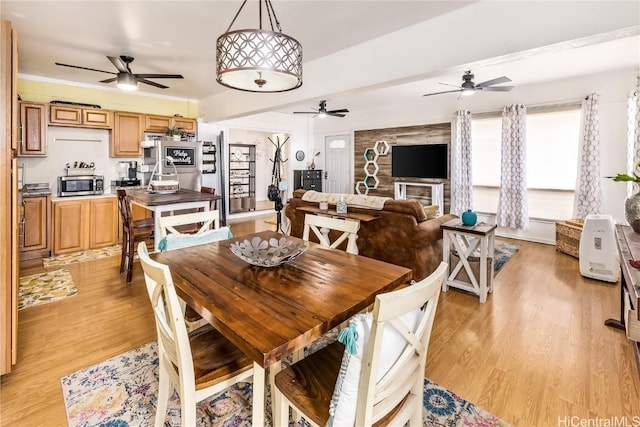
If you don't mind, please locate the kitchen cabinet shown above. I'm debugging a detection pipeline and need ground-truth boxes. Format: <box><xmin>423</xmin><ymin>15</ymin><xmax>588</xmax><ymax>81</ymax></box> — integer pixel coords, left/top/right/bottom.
<box><xmin>144</xmin><ymin>114</ymin><xmax>171</xmax><ymax>132</ymax></box>
<box><xmin>144</xmin><ymin>114</ymin><xmax>196</xmax><ymax>134</ymax></box>
<box><xmin>19</xmin><ymin>102</ymin><xmax>47</xmax><ymax>156</ymax></box>
<box><xmin>112</xmin><ymin>111</ymin><xmax>143</xmax><ymax>157</ymax></box>
<box><xmin>20</xmin><ymin>195</ymin><xmax>51</xmax><ymax>260</ymax></box>
<box><xmin>174</xmin><ymin>117</ymin><xmax>196</xmax><ymax>133</ymax></box>
<box><xmin>53</xmin><ymin>197</ymin><xmax>118</xmax><ymax>254</ymax></box>
<box><xmin>294</xmin><ymin>169</ymin><xmax>323</xmax><ymax>192</ymax></box>
<box><xmin>49</xmin><ymin>104</ymin><xmax>112</xmax><ymax>129</ymax></box>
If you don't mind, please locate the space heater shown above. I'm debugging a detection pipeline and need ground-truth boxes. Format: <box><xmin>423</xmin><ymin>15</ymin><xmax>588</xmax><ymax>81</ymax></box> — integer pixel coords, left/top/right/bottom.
<box><xmin>578</xmin><ymin>214</ymin><xmax>619</xmax><ymax>283</ymax></box>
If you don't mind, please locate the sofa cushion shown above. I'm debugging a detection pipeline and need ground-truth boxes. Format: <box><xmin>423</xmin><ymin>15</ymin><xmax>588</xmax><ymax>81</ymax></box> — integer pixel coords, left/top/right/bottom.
<box><xmin>423</xmin><ymin>205</ymin><xmax>439</xmax><ymax>220</ymax></box>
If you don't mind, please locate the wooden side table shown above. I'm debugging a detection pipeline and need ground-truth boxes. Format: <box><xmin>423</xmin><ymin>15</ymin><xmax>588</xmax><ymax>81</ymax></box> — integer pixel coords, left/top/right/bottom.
<box><xmin>441</xmin><ymin>219</ymin><xmax>497</xmax><ymax>303</ymax></box>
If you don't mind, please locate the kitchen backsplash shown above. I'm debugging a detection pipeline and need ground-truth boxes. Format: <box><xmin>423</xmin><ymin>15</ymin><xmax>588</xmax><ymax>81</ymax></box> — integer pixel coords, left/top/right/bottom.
<box><xmin>19</xmin><ymin>126</ymin><xmax>140</xmax><ymax>196</ymax></box>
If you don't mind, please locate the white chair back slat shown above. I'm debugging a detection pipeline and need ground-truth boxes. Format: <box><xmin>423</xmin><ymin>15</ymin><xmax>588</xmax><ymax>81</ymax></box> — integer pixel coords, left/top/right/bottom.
<box><xmin>302</xmin><ymin>213</ymin><xmax>360</xmax><ymax>255</ymax></box>
<box><xmin>159</xmin><ymin>210</ymin><xmax>221</xmax><ymax>238</ymax></box>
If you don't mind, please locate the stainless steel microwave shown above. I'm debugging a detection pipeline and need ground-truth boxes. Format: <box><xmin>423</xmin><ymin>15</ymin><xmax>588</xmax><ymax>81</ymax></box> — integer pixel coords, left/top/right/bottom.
<box><xmin>58</xmin><ymin>175</ymin><xmax>104</xmax><ymax>197</ymax></box>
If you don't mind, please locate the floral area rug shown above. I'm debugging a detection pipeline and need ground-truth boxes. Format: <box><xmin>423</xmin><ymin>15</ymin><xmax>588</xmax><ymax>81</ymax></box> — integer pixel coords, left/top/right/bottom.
<box><xmin>18</xmin><ymin>268</ymin><xmax>77</xmax><ymax>310</ymax></box>
<box><xmin>43</xmin><ymin>245</ymin><xmax>121</xmax><ymax>269</ymax></box>
<box><xmin>61</xmin><ymin>342</ymin><xmax>510</xmax><ymax>427</ymax></box>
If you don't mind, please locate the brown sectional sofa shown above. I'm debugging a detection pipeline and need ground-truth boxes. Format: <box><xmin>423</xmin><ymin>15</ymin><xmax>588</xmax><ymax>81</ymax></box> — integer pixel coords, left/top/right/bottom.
<box><xmin>285</xmin><ymin>189</ymin><xmax>457</xmax><ymax>281</ymax></box>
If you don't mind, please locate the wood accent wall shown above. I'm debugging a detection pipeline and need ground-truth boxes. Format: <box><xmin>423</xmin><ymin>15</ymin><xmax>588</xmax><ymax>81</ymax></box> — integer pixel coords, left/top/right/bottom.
<box><xmin>354</xmin><ymin>122</ymin><xmax>451</xmax><ymax>212</ymax></box>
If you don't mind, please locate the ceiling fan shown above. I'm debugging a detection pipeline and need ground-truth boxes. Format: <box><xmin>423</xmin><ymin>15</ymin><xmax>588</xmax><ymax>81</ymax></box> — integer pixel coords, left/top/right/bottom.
<box><xmin>293</xmin><ymin>100</ymin><xmax>349</xmax><ymax>118</ymax></box>
<box><xmin>422</xmin><ymin>70</ymin><xmax>514</xmax><ymax>97</ymax></box>
<box><xmin>55</xmin><ymin>55</ymin><xmax>183</xmax><ymax>90</ymax></box>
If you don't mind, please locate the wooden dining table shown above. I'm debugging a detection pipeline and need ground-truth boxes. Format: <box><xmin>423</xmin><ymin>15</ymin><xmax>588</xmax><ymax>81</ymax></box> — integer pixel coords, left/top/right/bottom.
<box><xmin>152</xmin><ymin>230</ymin><xmax>412</xmax><ymax>426</ymax></box>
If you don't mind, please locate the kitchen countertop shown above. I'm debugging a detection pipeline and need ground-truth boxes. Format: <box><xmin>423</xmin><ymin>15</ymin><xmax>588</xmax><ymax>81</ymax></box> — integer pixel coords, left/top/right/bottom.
<box><xmin>51</xmin><ymin>193</ymin><xmax>116</xmax><ymax>202</ymax></box>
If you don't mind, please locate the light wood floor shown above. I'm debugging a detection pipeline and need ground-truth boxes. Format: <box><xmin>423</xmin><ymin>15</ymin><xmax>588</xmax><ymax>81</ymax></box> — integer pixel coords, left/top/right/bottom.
<box><xmin>2</xmin><ymin>221</ymin><xmax>639</xmax><ymax>426</ymax></box>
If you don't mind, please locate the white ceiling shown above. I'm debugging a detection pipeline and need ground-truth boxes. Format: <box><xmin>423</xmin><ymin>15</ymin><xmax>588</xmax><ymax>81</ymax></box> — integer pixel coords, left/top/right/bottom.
<box><xmin>2</xmin><ymin>1</ymin><xmax>639</xmax><ymax>118</ymax></box>
<box><xmin>2</xmin><ymin>0</ymin><xmax>473</xmax><ymax>100</ymax></box>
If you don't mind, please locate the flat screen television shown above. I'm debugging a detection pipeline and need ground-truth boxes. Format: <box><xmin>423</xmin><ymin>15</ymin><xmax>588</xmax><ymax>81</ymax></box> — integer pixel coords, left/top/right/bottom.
<box><xmin>391</xmin><ymin>144</ymin><xmax>448</xmax><ymax>179</ymax></box>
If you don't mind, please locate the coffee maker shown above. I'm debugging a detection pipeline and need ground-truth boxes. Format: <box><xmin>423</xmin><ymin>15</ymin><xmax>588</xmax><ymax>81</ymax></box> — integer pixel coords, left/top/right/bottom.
<box><xmin>116</xmin><ymin>161</ymin><xmax>141</xmax><ymax>187</ymax></box>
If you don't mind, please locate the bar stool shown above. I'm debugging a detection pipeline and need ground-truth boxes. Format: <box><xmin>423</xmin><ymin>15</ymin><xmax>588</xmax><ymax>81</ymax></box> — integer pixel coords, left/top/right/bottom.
<box><xmin>117</xmin><ymin>189</ymin><xmax>154</xmax><ymax>282</ymax></box>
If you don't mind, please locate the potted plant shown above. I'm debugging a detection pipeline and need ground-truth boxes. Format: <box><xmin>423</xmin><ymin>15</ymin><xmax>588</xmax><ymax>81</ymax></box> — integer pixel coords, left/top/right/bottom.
<box><xmin>165</xmin><ymin>126</ymin><xmax>183</xmax><ymax>141</ymax></box>
<box><xmin>608</xmin><ymin>162</ymin><xmax>640</xmax><ymax>232</ymax></box>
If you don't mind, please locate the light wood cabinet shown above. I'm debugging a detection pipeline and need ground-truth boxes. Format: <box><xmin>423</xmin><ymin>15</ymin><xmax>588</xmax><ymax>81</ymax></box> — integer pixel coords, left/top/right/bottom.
<box><xmin>49</xmin><ymin>105</ymin><xmax>112</xmax><ymax>129</ymax></box>
<box><xmin>174</xmin><ymin>117</ymin><xmax>196</xmax><ymax>133</ymax></box>
<box><xmin>112</xmin><ymin>111</ymin><xmax>143</xmax><ymax>157</ymax></box>
<box><xmin>88</xmin><ymin>197</ymin><xmax>117</xmax><ymax>248</ymax></box>
<box><xmin>20</xmin><ymin>195</ymin><xmax>51</xmax><ymax>260</ymax></box>
<box><xmin>19</xmin><ymin>102</ymin><xmax>47</xmax><ymax>156</ymax></box>
<box><xmin>144</xmin><ymin>114</ymin><xmax>172</xmax><ymax>132</ymax></box>
<box><xmin>53</xmin><ymin>197</ymin><xmax>118</xmax><ymax>254</ymax></box>
<box><xmin>144</xmin><ymin>114</ymin><xmax>196</xmax><ymax>134</ymax></box>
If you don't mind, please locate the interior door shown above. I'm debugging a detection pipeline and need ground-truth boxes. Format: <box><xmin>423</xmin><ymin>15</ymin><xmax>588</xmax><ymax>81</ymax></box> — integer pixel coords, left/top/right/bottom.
<box><xmin>324</xmin><ymin>134</ymin><xmax>351</xmax><ymax>194</ymax></box>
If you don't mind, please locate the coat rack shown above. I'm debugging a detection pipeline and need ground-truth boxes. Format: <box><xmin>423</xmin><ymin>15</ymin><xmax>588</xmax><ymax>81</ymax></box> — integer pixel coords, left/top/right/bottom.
<box><xmin>268</xmin><ymin>136</ymin><xmax>288</xmax><ymax>232</ymax></box>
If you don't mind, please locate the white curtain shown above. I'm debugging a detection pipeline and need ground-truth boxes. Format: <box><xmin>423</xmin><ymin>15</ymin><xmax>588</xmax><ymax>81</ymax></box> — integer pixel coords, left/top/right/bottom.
<box><xmin>497</xmin><ymin>104</ymin><xmax>529</xmax><ymax>229</ymax></box>
<box><xmin>451</xmin><ymin>110</ymin><xmax>473</xmax><ymax>215</ymax></box>
<box><xmin>573</xmin><ymin>93</ymin><xmax>602</xmax><ymax>218</ymax></box>
<box><xmin>628</xmin><ymin>78</ymin><xmax>640</xmax><ymax>198</ymax></box>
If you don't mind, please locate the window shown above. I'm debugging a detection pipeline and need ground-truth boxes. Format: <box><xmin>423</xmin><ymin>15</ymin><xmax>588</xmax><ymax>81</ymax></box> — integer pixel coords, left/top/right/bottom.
<box><xmin>471</xmin><ymin>108</ymin><xmax>581</xmax><ymax>220</ymax></box>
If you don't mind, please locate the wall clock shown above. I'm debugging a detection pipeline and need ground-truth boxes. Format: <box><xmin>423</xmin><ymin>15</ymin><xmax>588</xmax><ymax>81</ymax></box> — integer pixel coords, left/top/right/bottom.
<box><xmin>295</xmin><ymin>150</ymin><xmax>305</xmax><ymax>161</ymax></box>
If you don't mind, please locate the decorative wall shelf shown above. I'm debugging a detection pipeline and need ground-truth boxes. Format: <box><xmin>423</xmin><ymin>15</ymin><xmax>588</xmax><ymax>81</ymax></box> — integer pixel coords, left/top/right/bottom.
<box><xmin>355</xmin><ymin>140</ymin><xmax>389</xmax><ymax>195</ymax></box>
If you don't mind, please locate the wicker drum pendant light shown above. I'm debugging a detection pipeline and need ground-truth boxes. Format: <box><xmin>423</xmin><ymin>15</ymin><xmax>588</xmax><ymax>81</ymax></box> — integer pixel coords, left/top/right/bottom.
<box><xmin>216</xmin><ymin>0</ymin><xmax>303</xmax><ymax>93</ymax></box>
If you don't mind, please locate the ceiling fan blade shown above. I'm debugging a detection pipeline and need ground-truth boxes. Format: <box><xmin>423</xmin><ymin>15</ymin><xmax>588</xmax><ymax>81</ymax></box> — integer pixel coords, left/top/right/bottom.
<box><xmin>138</xmin><ymin>78</ymin><xmax>169</xmax><ymax>89</ymax></box>
<box><xmin>422</xmin><ymin>89</ymin><xmax>462</xmax><ymax>97</ymax></box>
<box><xmin>135</xmin><ymin>74</ymin><xmax>184</xmax><ymax>79</ymax></box>
<box><xmin>99</xmin><ymin>77</ymin><xmax>117</xmax><ymax>84</ymax></box>
<box><xmin>328</xmin><ymin>113</ymin><xmax>346</xmax><ymax>117</ymax></box>
<box><xmin>475</xmin><ymin>76</ymin><xmax>511</xmax><ymax>88</ymax></box>
<box><xmin>55</xmin><ymin>62</ymin><xmax>116</xmax><ymax>75</ymax></box>
<box><xmin>438</xmin><ymin>82</ymin><xmax>462</xmax><ymax>88</ymax></box>
<box><xmin>107</xmin><ymin>56</ymin><xmax>129</xmax><ymax>73</ymax></box>
<box><xmin>480</xmin><ymin>86</ymin><xmax>514</xmax><ymax>92</ymax></box>
<box><xmin>293</xmin><ymin>111</ymin><xmax>318</xmax><ymax>114</ymax></box>
<box><xmin>327</xmin><ymin>109</ymin><xmax>349</xmax><ymax>114</ymax></box>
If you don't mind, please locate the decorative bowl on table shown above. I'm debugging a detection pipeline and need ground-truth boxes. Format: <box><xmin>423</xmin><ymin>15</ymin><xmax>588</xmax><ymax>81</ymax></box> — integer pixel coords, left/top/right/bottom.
<box><xmin>230</xmin><ymin>236</ymin><xmax>307</xmax><ymax>267</ymax></box>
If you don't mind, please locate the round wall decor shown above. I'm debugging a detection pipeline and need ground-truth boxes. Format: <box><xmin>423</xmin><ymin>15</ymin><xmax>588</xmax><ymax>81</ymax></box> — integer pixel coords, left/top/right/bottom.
<box><xmin>295</xmin><ymin>150</ymin><xmax>305</xmax><ymax>161</ymax></box>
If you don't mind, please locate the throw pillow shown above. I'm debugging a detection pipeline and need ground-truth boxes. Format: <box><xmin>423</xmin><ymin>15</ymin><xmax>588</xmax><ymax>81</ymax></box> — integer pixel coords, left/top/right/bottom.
<box><xmin>423</xmin><ymin>205</ymin><xmax>439</xmax><ymax>220</ymax></box>
<box><xmin>158</xmin><ymin>226</ymin><xmax>232</xmax><ymax>251</ymax></box>
<box><xmin>327</xmin><ymin>308</ymin><xmax>422</xmax><ymax>426</ymax></box>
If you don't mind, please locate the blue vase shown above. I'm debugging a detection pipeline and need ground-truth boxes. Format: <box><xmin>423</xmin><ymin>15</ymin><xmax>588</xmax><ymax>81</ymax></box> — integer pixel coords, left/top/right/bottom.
<box><xmin>461</xmin><ymin>210</ymin><xmax>477</xmax><ymax>226</ymax></box>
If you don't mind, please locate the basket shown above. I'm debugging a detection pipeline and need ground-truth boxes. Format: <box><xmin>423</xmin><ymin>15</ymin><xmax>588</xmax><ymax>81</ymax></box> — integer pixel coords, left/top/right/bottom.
<box><xmin>449</xmin><ymin>250</ymin><xmax>493</xmax><ymax>285</ymax></box>
<box><xmin>555</xmin><ymin>219</ymin><xmax>584</xmax><ymax>258</ymax></box>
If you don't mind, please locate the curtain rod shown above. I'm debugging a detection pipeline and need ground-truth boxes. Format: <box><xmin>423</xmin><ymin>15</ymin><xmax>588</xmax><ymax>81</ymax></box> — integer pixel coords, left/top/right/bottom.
<box><xmin>468</xmin><ymin>98</ymin><xmax>583</xmax><ymax>118</ymax></box>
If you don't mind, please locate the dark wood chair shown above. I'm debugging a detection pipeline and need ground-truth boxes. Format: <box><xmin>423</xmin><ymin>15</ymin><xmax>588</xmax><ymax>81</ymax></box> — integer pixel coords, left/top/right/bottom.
<box><xmin>117</xmin><ymin>189</ymin><xmax>154</xmax><ymax>282</ymax></box>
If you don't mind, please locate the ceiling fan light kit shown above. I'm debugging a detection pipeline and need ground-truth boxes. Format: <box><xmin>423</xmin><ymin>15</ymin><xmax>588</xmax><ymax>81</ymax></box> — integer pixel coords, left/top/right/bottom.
<box><xmin>216</xmin><ymin>0</ymin><xmax>302</xmax><ymax>93</ymax></box>
<box><xmin>116</xmin><ymin>73</ymin><xmax>138</xmax><ymax>91</ymax></box>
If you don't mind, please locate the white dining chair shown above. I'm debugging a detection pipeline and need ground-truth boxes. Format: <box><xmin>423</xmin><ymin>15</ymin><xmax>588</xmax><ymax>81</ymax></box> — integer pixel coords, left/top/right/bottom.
<box><xmin>137</xmin><ymin>242</ymin><xmax>255</xmax><ymax>427</ymax></box>
<box><xmin>302</xmin><ymin>213</ymin><xmax>360</xmax><ymax>255</ymax></box>
<box><xmin>158</xmin><ymin>210</ymin><xmax>230</xmax><ymax>331</ymax></box>
<box><xmin>274</xmin><ymin>262</ymin><xmax>447</xmax><ymax>427</ymax></box>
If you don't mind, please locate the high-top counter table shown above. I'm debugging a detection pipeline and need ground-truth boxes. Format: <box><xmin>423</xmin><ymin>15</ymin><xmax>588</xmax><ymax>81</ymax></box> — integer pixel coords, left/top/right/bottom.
<box><xmin>126</xmin><ymin>188</ymin><xmax>219</xmax><ymax>251</ymax></box>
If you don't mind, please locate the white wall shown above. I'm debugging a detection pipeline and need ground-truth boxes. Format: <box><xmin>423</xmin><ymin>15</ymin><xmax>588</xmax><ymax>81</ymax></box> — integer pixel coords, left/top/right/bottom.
<box><xmin>311</xmin><ymin>67</ymin><xmax>637</xmax><ymax>244</ymax></box>
<box><xmin>19</xmin><ymin>126</ymin><xmax>139</xmax><ymax>196</ymax></box>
